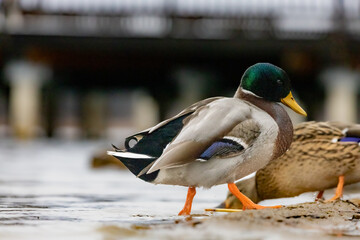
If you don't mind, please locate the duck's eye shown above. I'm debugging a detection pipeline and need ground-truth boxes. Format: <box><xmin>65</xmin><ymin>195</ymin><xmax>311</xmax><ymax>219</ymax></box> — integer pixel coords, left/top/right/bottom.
<box><xmin>277</xmin><ymin>79</ymin><xmax>283</xmax><ymax>85</ymax></box>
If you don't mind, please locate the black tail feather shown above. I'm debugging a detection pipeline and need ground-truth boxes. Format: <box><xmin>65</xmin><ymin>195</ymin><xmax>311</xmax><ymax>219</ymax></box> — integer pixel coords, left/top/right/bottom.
<box><xmin>112</xmin><ymin>155</ymin><xmax>159</xmax><ymax>182</ymax></box>
<box><xmin>126</xmin><ymin>113</ymin><xmax>192</xmax><ymax>157</ymax></box>
<box><xmin>111</xmin><ymin>144</ymin><xmax>121</xmax><ymax>151</ymax></box>
<box><xmin>110</xmin><ymin>112</ymin><xmax>192</xmax><ymax>183</ymax></box>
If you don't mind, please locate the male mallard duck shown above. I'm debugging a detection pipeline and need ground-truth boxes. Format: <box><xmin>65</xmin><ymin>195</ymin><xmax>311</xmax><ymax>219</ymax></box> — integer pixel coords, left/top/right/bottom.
<box><xmin>108</xmin><ymin>63</ymin><xmax>307</xmax><ymax>215</ymax></box>
<box><xmin>221</xmin><ymin>121</ymin><xmax>360</xmax><ymax>209</ymax></box>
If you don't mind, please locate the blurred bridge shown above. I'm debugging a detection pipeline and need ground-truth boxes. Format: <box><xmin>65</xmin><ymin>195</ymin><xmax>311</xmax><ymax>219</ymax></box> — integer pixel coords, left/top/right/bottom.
<box><xmin>0</xmin><ymin>0</ymin><xmax>359</xmax><ymax>140</ymax></box>
<box><xmin>2</xmin><ymin>0</ymin><xmax>360</xmax><ymax>39</ymax></box>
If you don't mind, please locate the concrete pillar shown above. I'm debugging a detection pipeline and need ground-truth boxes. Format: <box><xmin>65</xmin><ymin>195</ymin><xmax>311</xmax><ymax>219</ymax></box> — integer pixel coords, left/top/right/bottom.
<box><xmin>5</xmin><ymin>61</ymin><xmax>50</xmax><ymax>139</ymax></box>
<box><xmin>321</xmin><ymin>67</ymin><xmax>359</xmax><ymax>122</ymax></box>
<box><xmin>105</xmin><ymin>90</ymin><xmax>135</xmax><ymax>142</ymax></box>
<box><xmin>132</xmin><ymin>90</ymin><xmax>159</xmax><ymax>130</ymax></box>
<box><xmin>0</xmin><ymin>92</ymin><xmax>9</xmax><ymax>137</ymax></box>
<box><xmin>105</xmin><ymin>90</ymin><xmax>159</xmax><ymax>143</ymax></box>
<box><xmin>83</xmin><ymin>91</ymin><xmax>106</xmax><ymax>138</ymax></box>
<box><xmin>1</xmin><ymin>0</ymin><xmax>23</xmax><ymax>32</ymax></box>
<box><xmin>54</xmin><ymin>90</ymin><xmax>82</xmax><ymax>140</ymax></box>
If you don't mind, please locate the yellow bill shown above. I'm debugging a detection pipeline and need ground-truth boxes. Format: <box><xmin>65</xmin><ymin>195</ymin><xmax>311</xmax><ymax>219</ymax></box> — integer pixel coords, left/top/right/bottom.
<box><xmin>281</xmin><ymin>91</ymin><xmax>307</xmax><ymax>117</ymax></box>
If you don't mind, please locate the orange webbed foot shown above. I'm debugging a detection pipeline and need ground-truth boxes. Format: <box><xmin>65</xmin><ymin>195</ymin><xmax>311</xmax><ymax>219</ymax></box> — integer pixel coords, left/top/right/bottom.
<box><xmin>178</xmin><ymin>187</ymin><xmax>196</xmax><ymax>216</ymax></box>
<box><xmin>242</xmin><ymin>203</ymin><xmax>282</xmax><ymax>210</ymax></box>
<box><xmin>178</xmin><ymin>208</ymin><xmax>191</xmax><ymax>216</ymax></box>
<box><xmin>325</xmin><ymin>176</ymin><xmax>344</xmax><ymax>202</ymax></box>
<box><xmin>228</xmin><ymin>183</ymin><xmax>282</xmax><ymax>210</ymax></box>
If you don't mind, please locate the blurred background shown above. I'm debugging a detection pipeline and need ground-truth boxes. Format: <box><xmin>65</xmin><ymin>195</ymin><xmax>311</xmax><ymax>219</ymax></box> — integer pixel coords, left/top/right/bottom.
<box><xmin>0</xmin><ymin>0</ymin><xmax>359</xmax><ymax>142</ymax></box>
<box><xmin>1</xmin><ymin>0</ymin><xmax>360</xmax><ymax>238</ymax></box>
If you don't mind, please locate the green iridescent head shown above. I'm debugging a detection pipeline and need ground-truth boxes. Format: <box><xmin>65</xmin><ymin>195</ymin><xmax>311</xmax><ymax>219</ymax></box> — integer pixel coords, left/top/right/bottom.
<box><xmin>240</xmin><ymin>63</ymin><xmax>307</xmax><ymax>116</ymax></box>
<box><xmin>240</xmin><ymin>63</ymin><xmax>291</xmax><ymax>102</ymax></box>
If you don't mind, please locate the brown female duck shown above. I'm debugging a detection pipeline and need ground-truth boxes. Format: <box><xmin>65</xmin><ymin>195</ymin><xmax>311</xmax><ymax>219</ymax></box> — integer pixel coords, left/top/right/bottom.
<box><xmin>222</xmin><ymin>121</ymin><xmax>360</xmax><ymax>209</ymax></box>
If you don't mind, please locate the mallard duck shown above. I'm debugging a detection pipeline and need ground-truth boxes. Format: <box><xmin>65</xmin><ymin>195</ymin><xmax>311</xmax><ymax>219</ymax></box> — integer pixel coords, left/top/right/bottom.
<box><xmin>221</xmin><ymin>121</ymin><xmax>360</xmax><ymax>209</ymax></box>
<box><xmin>108</xmin><ymin>63</ymin><xmax>307</xmax><ymax>215</ymax></box>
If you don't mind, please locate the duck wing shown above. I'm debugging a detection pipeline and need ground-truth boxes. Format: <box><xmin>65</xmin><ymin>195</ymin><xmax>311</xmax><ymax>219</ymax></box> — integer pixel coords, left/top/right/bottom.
<box><xmin>333</xmin><ymin>122</ymin><xmax>360</xmax><ymax>139</ymax></box>
<box><xmin>291</xmin><ymin>139</ymin><xmax>359</xmax><ymax>158</ymax></box>
<box><xmin>198</xmin><ymin>139</ymin><xmax>245</xmax><ymax>160</ymax></box>
<box><xmin>324</xmin><ymin>121</ymin><xmax>360</xmax><ymax>140</ymax></box>
<box><xmin>147</xmin><ymin>98</ymin><xmax>252</xmax><ymax>173</ymax></box>
<box><xmin>108</xmin><ymin>97</ymin><xmax>224</xmax><ymax>179</ymax></box>
<box><xmin>293</xmin><ymin>121</ymin><xmax>344</xmax><ymax>142</ymax></box>
<box><xmin>290</xmin><ymin>121</ymin><xmax>360</xmax><ymax>172</ymax></box>
<box><xmin>198</xmin><ymin>119</ymin><xmax>260</xmax><ymax>160</ymax></box>
<box><xmin>122</xmin><ymin>97</ymin><xmax>222</xmax><ymax>157</ymax></box>
<box><xmin>313</xmin><ymin>121</ymin><xmax>360</xmax><ymax>138</ymax></box>
<box><xmin>290</xmin><ymin>139</ymin><xmax>360</xmax><ymax>172</ymax></box>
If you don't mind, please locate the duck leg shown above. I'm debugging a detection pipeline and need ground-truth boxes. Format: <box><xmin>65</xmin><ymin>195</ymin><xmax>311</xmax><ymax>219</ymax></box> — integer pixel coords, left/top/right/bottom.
<box><xmin>326</xmin><ymin>175</ymin><xmax>344</xmax><ymax>202</ymax></box>
<box><xmin>178</xmin><ymin>187</ymin><xmax>196</xmax><ymax>215</ymax></box>
<box><xmin>228</xmin><ymin>183</ymin><xmax>281</xmax><ymax>210</ymax></box>
<box><xmin>315</xmin><ymin>191</ymin><xmax>324</xmax><ymax>201</ymax></box>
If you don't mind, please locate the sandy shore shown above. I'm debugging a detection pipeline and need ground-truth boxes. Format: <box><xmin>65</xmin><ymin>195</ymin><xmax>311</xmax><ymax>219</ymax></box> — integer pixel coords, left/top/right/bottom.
<box><xmin>204</xmin><ymin>200</ymin><xmax>360</xmax><ymax>238</ymax></box>
<box><xmin>100</xmin><ymin>200</ymin><xmax>360</xmax><ymax>240</ymax></box>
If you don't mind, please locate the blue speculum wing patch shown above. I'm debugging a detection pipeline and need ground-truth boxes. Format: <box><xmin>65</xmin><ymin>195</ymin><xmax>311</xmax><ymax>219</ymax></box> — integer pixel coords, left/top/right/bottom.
<box><xmin>200</xmin><ymin>139</ymin><xmax>244</xmax><ymax>160</ymax></box>
<box><xmin>340</xmin><ymin>137</ymin><xmax>360</xmax><ymax>143</ymax></box>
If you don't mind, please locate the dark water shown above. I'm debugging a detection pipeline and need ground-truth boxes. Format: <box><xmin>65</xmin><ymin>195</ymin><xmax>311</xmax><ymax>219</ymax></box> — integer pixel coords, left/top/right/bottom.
<box><xmin>0</xmin><ymin>140</ymin><xmax>227</xmax><ymax>239</ymax></box>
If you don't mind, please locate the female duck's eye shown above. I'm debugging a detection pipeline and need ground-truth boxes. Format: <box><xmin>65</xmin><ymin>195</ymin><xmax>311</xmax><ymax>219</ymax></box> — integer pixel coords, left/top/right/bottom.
<box><xmin>277</xmin><ymin>79</ymin><xmax>283</xmax><ymax>85</ymax></box>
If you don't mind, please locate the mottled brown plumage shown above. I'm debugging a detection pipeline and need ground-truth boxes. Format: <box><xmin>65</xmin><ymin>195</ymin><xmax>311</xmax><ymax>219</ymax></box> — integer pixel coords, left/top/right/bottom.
<box><xmin>223</xmin><ymin>121</ymin><xmax>360</xmax><ymax>209</ymax></box>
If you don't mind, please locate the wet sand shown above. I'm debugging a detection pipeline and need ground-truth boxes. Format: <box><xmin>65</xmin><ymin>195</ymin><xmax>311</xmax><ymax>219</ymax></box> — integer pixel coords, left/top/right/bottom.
<box><xmin>101</xmin><ymin>200</ymin><xmax>360</xmax><ymax>240</ymax></box>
